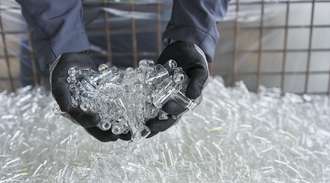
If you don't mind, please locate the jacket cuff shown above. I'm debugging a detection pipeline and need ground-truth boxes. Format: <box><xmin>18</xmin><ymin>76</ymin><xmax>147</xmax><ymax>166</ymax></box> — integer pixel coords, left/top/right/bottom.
<box><xmin>51</xmin><ymin>30</ymin><xmax>90</xmax><ymax>60</ymax></box>
<box><xmin>162</xmin><ymin>26</ymin><xmax>219</xmax><ymax>62</ymax></box>
<box><xmin>31</xmin><ymin>30</ymin><xmax>90</xmax><ymax>74</ymax></box>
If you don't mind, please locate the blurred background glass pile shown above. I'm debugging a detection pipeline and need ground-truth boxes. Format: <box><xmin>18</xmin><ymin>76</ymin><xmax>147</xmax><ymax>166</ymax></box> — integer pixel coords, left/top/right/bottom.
<box><xmin>1</xmin><ymin>0</ymin><xmax>330</xmax><ymax>95</ymax></box>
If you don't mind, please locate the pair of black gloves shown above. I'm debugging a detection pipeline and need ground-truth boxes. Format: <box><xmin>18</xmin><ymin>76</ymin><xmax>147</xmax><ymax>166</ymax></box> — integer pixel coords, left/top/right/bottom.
<box><xmin>51</xmin><ymin>41</ymin><xmax>209</xmax><ymax>142</ymax></box>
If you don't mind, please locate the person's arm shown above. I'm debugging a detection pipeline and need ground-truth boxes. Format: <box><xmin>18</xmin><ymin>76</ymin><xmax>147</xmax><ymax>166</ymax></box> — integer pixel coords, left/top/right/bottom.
<box><xmin>15</xmin><ymin>0</ymin><xmax>90</xmax><ymax>64</ymax></box>
<box><xmin>163</xmin><ymin>0</ymin><xmax>229</xmax><ymax>61</ymax></box>
<box><xmin>147</xmin><ymin>0</ymin><xmax>229</xmax><ymax>137</ymax></box>
<box><xmin>16</xmin><ymin>0</ymin><xmax>130</xmax><ymax>142</ymax></box>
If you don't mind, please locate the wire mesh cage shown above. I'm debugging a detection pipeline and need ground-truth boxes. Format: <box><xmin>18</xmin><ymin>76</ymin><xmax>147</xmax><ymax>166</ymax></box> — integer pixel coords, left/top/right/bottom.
<box><xmin>0</xmin><ymin>0</ymin><xmax>329</xmax><ymax>95</ymax></box>
<box><xmin>216</xmin><ymin>0</ymin><xmax>330</xmax><ymax>95</ymax></box>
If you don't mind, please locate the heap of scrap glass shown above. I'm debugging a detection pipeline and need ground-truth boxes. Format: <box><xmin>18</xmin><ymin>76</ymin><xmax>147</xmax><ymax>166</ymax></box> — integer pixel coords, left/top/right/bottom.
<box><xmin>0</xmin><ymin>78</ymin><xmax>330</xmax><ymax>182</ymax></box>
<box><xmin>66</xmin><ymin>60</ymin><xmax>196</xmax><ymax>140</ymax></box>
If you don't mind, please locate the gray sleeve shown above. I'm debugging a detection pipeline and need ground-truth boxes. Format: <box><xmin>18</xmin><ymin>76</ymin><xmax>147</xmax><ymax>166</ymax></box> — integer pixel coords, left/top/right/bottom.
<box><xmin>16</xmin><ymin>0</ymin><xmax>90</xmax><ymax>65</ymax></box>
<box><xmin>163</xmin><ymin>0</ymin><xmax>229</xmax><ymax>62</ymax></box>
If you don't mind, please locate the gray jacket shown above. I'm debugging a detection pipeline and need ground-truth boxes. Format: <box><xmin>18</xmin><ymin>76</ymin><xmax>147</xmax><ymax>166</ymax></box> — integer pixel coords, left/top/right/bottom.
<box><xmin>16</xmin><ymin>0</ymin><xmax>229</xmax><ymax>64</ymax></box>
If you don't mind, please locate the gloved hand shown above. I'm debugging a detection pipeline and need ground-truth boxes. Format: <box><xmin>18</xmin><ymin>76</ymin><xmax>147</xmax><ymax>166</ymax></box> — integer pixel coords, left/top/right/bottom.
<box><xmin>146</xmin><ymin>41</ymin><xmax>209</xmax><ymax>137</ymax></box>
<box><xmin>50</xmin><ymin>51</ymin><xmax>131</xmax><ymax>142</ymax></box>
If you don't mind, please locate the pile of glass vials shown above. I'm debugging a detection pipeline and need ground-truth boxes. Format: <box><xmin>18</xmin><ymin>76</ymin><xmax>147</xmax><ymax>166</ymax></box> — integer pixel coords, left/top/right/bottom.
<box><xmin>0</xmin><ymin>78</ymin><xmax>329</xmax><ymax>182</ymax></box>
<box><xmin>66</xmin><ymin>60</ymin><xmax>196</xmax><ymax>140</ymax></box>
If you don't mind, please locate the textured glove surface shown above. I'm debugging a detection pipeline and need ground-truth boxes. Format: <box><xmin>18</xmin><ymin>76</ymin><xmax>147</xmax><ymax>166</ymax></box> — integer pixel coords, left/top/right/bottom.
<box><xmin>51</xmin><ymin>52</ymin><xmax>131</xmax><ymax>142</ymax></box>
<box><xmin>147</xmin><ymin>41</ymin><xmax>209</xmax><ymax>138</ymax></box>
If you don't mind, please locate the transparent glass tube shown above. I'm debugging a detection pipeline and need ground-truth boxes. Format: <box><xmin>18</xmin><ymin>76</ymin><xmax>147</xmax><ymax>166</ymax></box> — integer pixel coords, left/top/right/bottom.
<box><xmin>172</xmin><ymin>91</ymin><xmax>197</xmax><ymax>111</ymax></box>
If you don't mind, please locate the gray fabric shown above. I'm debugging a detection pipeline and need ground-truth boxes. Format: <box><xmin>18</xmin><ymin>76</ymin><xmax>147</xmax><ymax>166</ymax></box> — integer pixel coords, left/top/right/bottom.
<box><xmin>163</xmin><ymin>0</ymin><xmax>229</xmax><ymax>62</ymax></box>
<box><xmin>16</xmin><ymin>0</ymin><xmax>90</xmax><ymax>65</ymax></box>
<box><xmin>16</xmin><ymin>0</ymin><xmax>228</xmax><ymax>65</ymax></box>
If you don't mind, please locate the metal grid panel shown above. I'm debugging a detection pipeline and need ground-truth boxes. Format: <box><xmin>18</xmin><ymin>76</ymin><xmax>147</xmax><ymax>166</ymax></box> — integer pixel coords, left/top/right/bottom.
<box><xmin>0</xmin><ymin>0</ymin><xmax>329</xmax><ymax>95</ymax></box>
<box><xmin>226</xmin><ymin>0</ymin><xmax>330</xmax><ymax>95</ymax></box>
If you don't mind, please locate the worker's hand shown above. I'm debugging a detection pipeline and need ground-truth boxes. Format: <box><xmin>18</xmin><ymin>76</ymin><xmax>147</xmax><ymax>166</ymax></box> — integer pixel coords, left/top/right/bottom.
<box><xmin>51</xmin><ymin>52</ymin><xmax>131</xmax><ymax>142</ymax></box>
<box><xmin>146</xmin><ymin>41</ymin><xmax>209</xmax><ymax>138</ymax></box>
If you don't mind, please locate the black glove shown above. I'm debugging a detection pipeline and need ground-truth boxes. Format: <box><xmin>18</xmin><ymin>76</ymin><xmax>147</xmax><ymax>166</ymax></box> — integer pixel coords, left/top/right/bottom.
<box><xmin>146</xmin><ymin>41</ymin><xmax>209</xmax><ymax>138</ymax></box>
<box><xmin>51</xmin><ymin>51</ymin><xmax>131</xmax><ymax>142</ymax></box>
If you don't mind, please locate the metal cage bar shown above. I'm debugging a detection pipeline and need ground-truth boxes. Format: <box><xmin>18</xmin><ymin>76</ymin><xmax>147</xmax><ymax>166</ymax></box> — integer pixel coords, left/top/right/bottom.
<box><xmin>304</xmin><ymin>0</ymin><xmax>316</xmax><ymax>93</ymax></box>
<box><xmin>156</xmin><ymin>0</ymin><xmax>162</xmax><ymax>55</ymax></box>
<box><xmin>256</xmin><ymin>0</ymin><xmax>265</xmax><ymax>91</ymax></box>
<box><xmin>232</xmin><ymin>0</ymin><xmax>240</xmax><ymax>84</ymax></box>
<box><xmin>0</xmin><ymin>11</ymin><xmax>15</xmax><ymax>91</ymax></box>
<box><xmin>28</xmin><ymin>33</ymin><xmax>40</xmax><ymax>86</ymax></box>
<box><xmin>130</xmin><ymin>1</ymin><xmax>138</xmax><ymax>67</ymax></box>
<box><xmin>280</xmin><ymin>1</ymin><xmax>289</xmax><ymax>94</ymax></box>
<box><xmin>104</xmin><ymin>0</ymin><xmax>113</xmax><ymax>66</ymax></box>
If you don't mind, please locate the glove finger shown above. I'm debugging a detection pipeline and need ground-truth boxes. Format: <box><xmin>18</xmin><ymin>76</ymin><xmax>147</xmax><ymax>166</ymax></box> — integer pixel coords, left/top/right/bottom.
<box><xmin>119</xmin><ymin>132</ymin><xmax>132</xmax><ymax>141</ymax></box>
<box><xmin>162</xmin><ymin>100</ymin><xmax>186</xmax><ymax>115</ymax></box>
<box><xmin>146</xmin><ymin>131</ymin><xmax>158</xmax><ymax>138</ymax></box>
<box><xmin>145</xmin><ymin>117</ymin><xmax>176</xmax><ymax>138</ymax></box>
<box><xmin>51</xmin><ymin>78</ymin><xmax>73</xmax><ymax>112</ymax></box>
<box><xmin>84</xmin><ymin>127</ymin><xmax>119</xmax><ymax>142</ymax></box>
<box><xmin>186</xmin><ymin>68</ymin><xmax>208</xmax><ymax>99</ymax></box>
<box><xmin>69</xmin><ymin>110</ymin><xmax>100</xmax><ymax>128</ymax></box>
